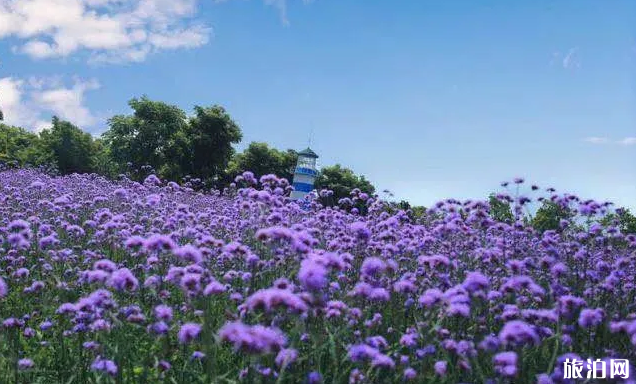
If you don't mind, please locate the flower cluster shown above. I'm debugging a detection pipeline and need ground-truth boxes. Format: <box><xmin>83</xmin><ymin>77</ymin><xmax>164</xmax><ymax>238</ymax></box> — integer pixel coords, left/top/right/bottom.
<box><xmin>0</xmin><ymin>168</ymin><xmax>634</xmax><ymax>383</ymax></box>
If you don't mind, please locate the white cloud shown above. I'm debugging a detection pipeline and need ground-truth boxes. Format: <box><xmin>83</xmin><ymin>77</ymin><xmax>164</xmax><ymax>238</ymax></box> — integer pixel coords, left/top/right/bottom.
<box><xmin>0</xmin><ymin>77</ymin><xmax>30</xmax><ymax>127</ymax></box>
<box><xmin>33</xmin><ymin>79</ymin><xmax>101</xmax><ymax>126</ymax></box>
<box><xmin>584</xmin><ymin>136</ymin><xmax>636</xmax><ymax>146</ymax></box>
<box><xmin>618</xmin><ymin>137</ymin><xmax>636</xmax><ymax>145</ymax></box>
<box><xmin>1</xmin><ymin>76</ymin><xmax>101</xmax><ymax>131</ymax></box>
<box><xmin>584</xmin><ymin>137</ymin><xmax>609</xmax><ymax>144</ymax></box>
<box><xmin>263</xmin><ymin>0</ymin><xmax>290</xmax><ymax>25</ymax></box>
<box><xmin>33</xmin><ymin>120</ymin><xmax>52</xmax><ymax>133</ymax></box>
<box><xmin>147</xmin><ymin>25</ymin><xmax>211</xmax><ymax>49</ymax></box>
<box><xmin>263</xmin><ymin>0</ymin><xmax>314</xmax><ymax>25</ymax></box>
<box><xmin>551</xmin><ymin>47</ymin><xmax>580</xmax><ymax>69</ymax></box>
<box><xmin>0</xmin><ymin>0</ymin><xmax>211</xmax><ymax>63</ymax></box>
<box><xmin>1</xmin><ymin>0</ymin><xmax>313</xmax><ymax>63</ymax></box>
<box><xmin>562</xmin><ymin>47</ymin><xmax>580</xmax><ymax>69</ymax></box>
<box><xmin>214</xmin><ymin>0</ymin><xmax>313</xmax><ymax>25</ymax></box>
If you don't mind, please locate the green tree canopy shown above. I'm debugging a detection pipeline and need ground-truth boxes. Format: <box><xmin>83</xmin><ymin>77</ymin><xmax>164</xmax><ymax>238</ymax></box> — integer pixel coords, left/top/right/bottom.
<box><xmin>600</xmin><ymin>207</ymin><xmax>636</xmax><ymax>235</ymax></box>
<box><xmin>228</xmin><ymin>142</ymin><xmax>297</xmax><ymax>182</ymax></box>
<box><xmin>488</xmin><ymin>194</ymin><xmax>514</xmax><ymax>223</ymax></box>
<box><xmin>39</xmin><ymin>117</ymin><xmax>96</xmax><ymax>174</ymax></box>
<box><xmin>531</xmin><ymin>200</ymin><xmax>574</xmax><ymax>233</ymax></box>
<box><xmin>187</xmin><ymin>105</ymin><xmax>243</xmax><ymax>184</ymax></box>
<box><xmin>103</xmin><ymin>97</ymin><xmax>188</xmax><ymax>178</ymax></box>
<box><xmin>0</xmin><ymin>123</ymin><xmax>50</xmax><ymax>166</ymax></box>
<box><xmin>102</xmin><ymin>97</ymin><xmax>242</xmax><ymax>184</ymax></box>
<box><xmin>91</xmin><ymin>138</ymin><xmax>118</xmax><ymax>178</ymax></box>
<box><xmin>315</xmin><ymin>164</ymin><xmax>375</xmax><ymax>205</ymax></box>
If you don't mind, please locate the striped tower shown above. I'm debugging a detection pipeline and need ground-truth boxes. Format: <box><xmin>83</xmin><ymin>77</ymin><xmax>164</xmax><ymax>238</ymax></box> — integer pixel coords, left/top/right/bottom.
<box><xmin>290</xmin><ymin>147</ymin><xmax>319</xmax><ymax>200</ymax></box>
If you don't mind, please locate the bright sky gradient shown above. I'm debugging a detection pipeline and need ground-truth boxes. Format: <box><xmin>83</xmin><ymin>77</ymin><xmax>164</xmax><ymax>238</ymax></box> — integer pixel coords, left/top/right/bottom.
<box><xmin>1</xmin><ymin>0</ymin><xmax>635</xmax><ymax>209</ymax></box>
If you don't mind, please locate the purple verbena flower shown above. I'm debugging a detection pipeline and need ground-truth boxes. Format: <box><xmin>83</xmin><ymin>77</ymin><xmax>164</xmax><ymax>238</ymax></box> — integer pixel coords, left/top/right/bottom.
<box><xmin>178</xmin><ymin>323</ymin><xmax>202</xmax><ymax>344</ymax></box>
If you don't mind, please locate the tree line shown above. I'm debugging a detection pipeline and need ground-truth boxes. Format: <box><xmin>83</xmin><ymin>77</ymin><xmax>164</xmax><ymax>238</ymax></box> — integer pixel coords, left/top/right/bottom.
<box><xmin>0</xmin><ymin>99</ymin><xmax>634</xmax><ymax>234</ymax></box>
<box><xmin>0</xmin><ymin>97</ymin><xmax>375</xmax><ymax>203</ymax></box>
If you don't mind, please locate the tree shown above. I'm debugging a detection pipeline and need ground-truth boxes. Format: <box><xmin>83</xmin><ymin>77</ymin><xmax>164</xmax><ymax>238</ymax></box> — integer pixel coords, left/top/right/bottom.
<box><xmin>531</xmin><ymin>200</ymin><xmax>574</xmax><ymax>233</ymax></box>
<box><xmin>600</xmin><ymin>208</ymin><xmax>636</xmax><ymax>235</ymax></box>
<box><xmin>228</xmin><ymin>142</ymin><xmax>297</xmax><ymax>182</ymax></box>
<box><xmin>0</xmin><ymin>123</ymin><xmax>50</xmax><ymax>166</ymax></box>
<box><xmin>39</xmin><ymin>117</ymin><xmax>96</xmax><ymax>174</ymax></box>
<box><xmin>103</xmin><ymin>97</ymin><xmax>188</xmax><ymax>178</ymax></box>
<box><xmin>381</xmin><ymin>200</ymin><xmax>428</xmax><ymax>221</ymax></box>
<box><xmin>102</xmin><ymin>97</ymin><xmax>242</xmax><ymax>184</ymax></box>
<box><xmin>187</xmin><ymin>105</ymin><xmax>242</xmax><ymax>185</ymax></box>
<box><xmin>488</xmin><ymin>194</ymin><xmax>514</xmax><ymax>223</ymax></box>
<box><xmin>315</xmin><ymin>164</ymin><xmax>375</xmax><ymax>205</ymax></box>
<box><xmin>92</xmin><ymin>138</ymin><xmax>118</xmax><ymax>178</ymax></box>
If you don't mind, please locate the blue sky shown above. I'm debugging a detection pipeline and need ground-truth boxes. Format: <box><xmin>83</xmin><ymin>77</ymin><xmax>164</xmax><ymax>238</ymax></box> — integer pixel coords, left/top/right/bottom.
<box><xmin>1</xmin><ymin>0</ymin><xmax>635</xmax><ymax>209</ymax></box>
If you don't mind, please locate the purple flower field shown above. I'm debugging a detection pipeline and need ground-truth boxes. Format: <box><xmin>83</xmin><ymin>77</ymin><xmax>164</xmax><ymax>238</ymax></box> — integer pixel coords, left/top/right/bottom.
<box><xmin>0</xmin><ymin>168</ymin><xmax>635</xmax><ymax>383</ymax></box>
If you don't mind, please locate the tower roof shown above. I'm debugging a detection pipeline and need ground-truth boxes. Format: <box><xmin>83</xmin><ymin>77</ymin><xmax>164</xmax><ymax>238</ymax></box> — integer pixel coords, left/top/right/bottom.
<box><xmin>298</xmin><ymin>147</ymin><xmax>319</xmax><ymax>158</ymax></box>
